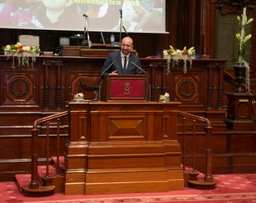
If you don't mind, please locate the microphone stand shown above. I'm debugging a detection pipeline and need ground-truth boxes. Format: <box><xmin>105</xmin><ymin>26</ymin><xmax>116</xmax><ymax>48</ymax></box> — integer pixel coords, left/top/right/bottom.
<box><xmin>86</xmin><ymin>17</ymin><xmax>91</xmax><ymax>48</ymax></box>
<box><xmin>119</xmin><ymin>10</ymin><xmax>122</xmax><ymax>49</ymax></box>
<box><xmin>82</xmin><ymin>26</ymin><xmax>86</xmax><ymax>47</ymax></box>
<box><xmin>83</xmin><ymin>15</ymin><xmax>91</xmax><ymax>48</ymax></box>
<box><xmin>100</xmin><ymin>61</ymin><xmax>115</xmax><ymax>78</ymax></box>
<box><xmin>98</xmin><ymin>82</ymin><xmax>102</xmax><ymax>102</ymax></box>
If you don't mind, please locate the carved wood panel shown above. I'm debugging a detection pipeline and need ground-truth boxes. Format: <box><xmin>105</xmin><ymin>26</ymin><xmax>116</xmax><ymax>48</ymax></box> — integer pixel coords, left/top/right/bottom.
<box><xmin>2</xmin><ymin>70</ymin><xmax>39</xmax><ymax>107</ymax></box>
<box><xmin>172</xmin><ymin>73</ymin><xmax>202</xmax><ymax>104</ymax></box>
<box><xmin>69</xmin><ymin>74</ymin><xmax>101</xmax><ymax>100</ymax></box>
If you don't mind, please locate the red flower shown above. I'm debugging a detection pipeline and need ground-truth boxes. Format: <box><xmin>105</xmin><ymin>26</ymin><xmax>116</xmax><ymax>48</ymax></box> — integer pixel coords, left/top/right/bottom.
<box><xmin>19</xmin><ymin>46</ymin><xmax>23</xmax><ymax>52</ymax></box>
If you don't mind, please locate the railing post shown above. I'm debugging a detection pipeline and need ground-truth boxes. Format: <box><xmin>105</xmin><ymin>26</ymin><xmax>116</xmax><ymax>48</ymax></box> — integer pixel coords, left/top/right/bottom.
<box><xmin>56</xmin><ymin>118</ymin><xmax>60</xmax><ymax>174</ymax></box>
<box><xmin>29</xmin><ymin>128</ymin><xmax>40</xmax><ymax>189</ymax></box>
<box><xmin>182</xmin><ymin>117</ymin><xmax>186</xmax><ymax>172</ymax></box>
<box><xmin>204</xmin><ymin>125</ymin><xmax>213</xmax><ymax>182</ymax></box>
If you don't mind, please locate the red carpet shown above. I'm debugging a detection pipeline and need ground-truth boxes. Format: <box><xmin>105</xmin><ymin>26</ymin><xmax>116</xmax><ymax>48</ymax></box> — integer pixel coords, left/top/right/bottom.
<box><xmin>1</xmin><ymin>173</ymin><xmax>256</xmax><ymax>202</ymax></box>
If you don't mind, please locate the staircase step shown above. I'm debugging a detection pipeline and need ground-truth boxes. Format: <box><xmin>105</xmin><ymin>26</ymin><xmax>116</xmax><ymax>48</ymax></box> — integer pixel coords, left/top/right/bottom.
<box><xmin>38</xmin><ymin>165</ymin><xmax>59</xmax><ymax>177</ymax></box>
<box><xmin>38</xmin><ymin>164</ymin><xmax>65</xmax><ymax>193</ymax></box>
<box><xmin>15</xmin><ymin>157</ymin><xmax>65</xmax><ymax>195</ymax></box>
<box><xmin>52</xmin><ymin>156</ymin><xmax>65</xmax><ymax>169</ymax></box>
<box><xmin>15</xmin><ymin>173</ymin><xmax>55</xmax><ymax>196</ymax></box>
<box><xmin>15</xmin><ymin>174</ymin><xmax>34</xmax><ymax>191</ymax></box>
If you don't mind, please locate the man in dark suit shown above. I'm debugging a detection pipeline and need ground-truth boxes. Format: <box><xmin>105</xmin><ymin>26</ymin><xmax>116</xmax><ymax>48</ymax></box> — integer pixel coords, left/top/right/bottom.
<box><xmin>100</xmin><ymin>37</ymin><xmax>142</xmax><ymax>78</ymax></box>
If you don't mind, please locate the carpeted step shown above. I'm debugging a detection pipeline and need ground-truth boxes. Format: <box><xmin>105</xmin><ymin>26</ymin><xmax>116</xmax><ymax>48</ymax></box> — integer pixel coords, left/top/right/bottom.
<box><xmin>15</xmin><ymin>174</ymin><xmax>55</xmax><ymax>197</ymax></box>
<box><xmin>51</xmin><ymin>156</ymin><xmax>65</xmax><ymax>169</ymax></box>
<box><xmin>38</xmin><ymin>165</ymin><xmax>59</xmax><ymax>177</ymax></box>
<box><xmin>15</xmin><ymin>174</ymin><xmax>39</xmax><ymax>191</ymax></box>
<box><xmin>15</xmin><ymin>160</ymin><xmax>65</xmax><ymax>195</ymax></box>
<box><xmin>38</xmin><ymin>164</ymin><xmax>65</xmax><ymax>193</ymax></box>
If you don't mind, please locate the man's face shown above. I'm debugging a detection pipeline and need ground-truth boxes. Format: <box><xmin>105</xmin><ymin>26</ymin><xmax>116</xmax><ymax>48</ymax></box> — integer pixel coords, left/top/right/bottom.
<box><xmin>121</xmin><ymin>37</ymin><xmax>133</xmax><ymax>55</ymax></box>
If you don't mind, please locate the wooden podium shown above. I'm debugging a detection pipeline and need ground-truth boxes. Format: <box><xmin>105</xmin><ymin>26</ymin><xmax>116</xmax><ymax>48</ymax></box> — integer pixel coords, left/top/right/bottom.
<box><xmin>64</xmin><ymin>75</ymin><xmax>183</xmax><ymax>195</ymax></box>
<box><xmin>65</xmin><ymin>101</ymin><xmax>184</xmax><ymax>195</ymax></box>
<box><xmin>104</xmin><ymin>75</ymin><xmax>149</xmax><ymax>102</ymax></box>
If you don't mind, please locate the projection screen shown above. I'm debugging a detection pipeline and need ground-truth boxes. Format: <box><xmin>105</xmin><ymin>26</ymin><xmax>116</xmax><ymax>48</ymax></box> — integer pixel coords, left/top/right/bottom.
<box><xmin>0</xmin><ymin>0</ymin><xmax>166</xmax><ymax>33</ymax></box>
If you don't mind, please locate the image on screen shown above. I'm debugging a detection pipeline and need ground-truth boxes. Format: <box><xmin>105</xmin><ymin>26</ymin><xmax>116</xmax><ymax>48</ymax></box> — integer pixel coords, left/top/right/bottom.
<box><xmin>0</xmin><ymin>0</ymin><xmax>166</xmax><ymax>34</ymax></box>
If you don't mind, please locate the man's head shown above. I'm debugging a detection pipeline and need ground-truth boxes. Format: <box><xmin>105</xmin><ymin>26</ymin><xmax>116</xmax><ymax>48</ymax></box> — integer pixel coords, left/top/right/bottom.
<box><xmin>121</xmin><ymin>37</ymin><xmax>133</xmax><ymax>56</ymax></box>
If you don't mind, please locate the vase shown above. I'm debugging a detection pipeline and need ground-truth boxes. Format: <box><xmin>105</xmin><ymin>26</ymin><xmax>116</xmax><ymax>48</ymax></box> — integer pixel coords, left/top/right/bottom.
<box><xmin>233</xmin><ymin>63</ymin><xmax>246</xmax><ymax>92</ymax></box>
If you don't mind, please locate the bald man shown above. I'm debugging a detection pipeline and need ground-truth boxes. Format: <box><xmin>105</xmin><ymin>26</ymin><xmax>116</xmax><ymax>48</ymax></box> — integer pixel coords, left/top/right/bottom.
<box><xmin>100</xmin><ymin>37</ymin><xmax>142</xmax><ymax>78</ymax></box>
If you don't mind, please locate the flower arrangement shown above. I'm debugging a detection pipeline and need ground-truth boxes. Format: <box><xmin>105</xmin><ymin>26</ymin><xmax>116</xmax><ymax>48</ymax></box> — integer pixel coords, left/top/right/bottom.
<box><xmin>235</xmin><ymin>8</ymin><xmax>253</xmax><ymax>92</ymax></box>
<box><xmin>163</xmin><ymin>46</ymin><xmax>196</xmax><ymax>74</ymax></box>
<box><xmin>73</xmin><ymin>93</ymin><xmax>84</xmax><ymax>101</ymax></box>
<box><xmin>159</xmin><ymin>92</ymin><xmax>170</xmax><ymax>102</ymax></box>
<box><xmin>2</xmin><ymin>42</ymin><xmax>40</xmax><ymax>68</ymax></box>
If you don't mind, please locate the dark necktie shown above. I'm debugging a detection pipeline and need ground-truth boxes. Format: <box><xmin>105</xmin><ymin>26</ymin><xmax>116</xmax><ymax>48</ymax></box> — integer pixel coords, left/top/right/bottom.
<box><xmin>124</xmin><ymin>56</ymin><xmax>127</xmax><ymax>69</ymax></box>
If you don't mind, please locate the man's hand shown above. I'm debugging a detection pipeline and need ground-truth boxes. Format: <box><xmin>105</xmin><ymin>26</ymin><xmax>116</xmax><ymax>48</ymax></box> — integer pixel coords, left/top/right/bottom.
<box><xmin>109</xmin><ymin>70</ymin><xmax>118</xmax><ymax>75</ymax></box>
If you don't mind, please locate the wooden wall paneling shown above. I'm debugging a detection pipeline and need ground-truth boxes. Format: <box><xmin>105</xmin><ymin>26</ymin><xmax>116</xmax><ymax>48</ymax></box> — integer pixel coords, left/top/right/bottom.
<box><xmin>170</xmin><ymin>61</ymin><xmax>208</xmax><ymax>110</ymax></box>
<box><xmin>65</xmin><ymin>58</ymin><xmax>103</xmax><ymax>102</ymax></box>
<box><xmin>43</xmin><ymin>60</ymin><xmax>63</xmax><ymax>110</ymax></box>
<box><xmin>55</xmin><ymin>61</ymin><xmax>63</xmax><ymax>110</ymax></box>
<box><xmin>142</xmin><ymin>59</ymin><xmax>165</xmax><ymax>100</ymax></box>
<box><xmin>194</xmin><ymin>0</ymin><xmax>204</xmax><ymax>57</ymax></box>
<box><xmin>0</xmin><ymin>135</ymin><xmax>67</xmax><ymax>181</ymax></box>
<box><xmin>168</xmin><ymin>0</ymin><xmax>203</xmax><ymax>55</ymax></box>
<box><xmin>43</xmin><ymin>61</ymin><xmax>51</xmax><ymax>110</ymax></box>
<box><xmin>168</xmin><ymin>0</ymin><xmax>177</xmax><ymax>48</ymax></box>
<box><xmin>207</xmin><ymin>1</ymin><xmax>219</xmax><ymax>58</ymax></box>
<box><xmin>68</xmin><ymin>102</ymin><xmax>90</xmax><ymax>142</ymax></box>
<box><xmin>1</xmin><ymin>69</ymin><xmax>40</xmax><ymax>108</ymax></box>
<box><xmin>207</xmin><ymin>64</ymin><xmax>214</xmax><ymax>110</ymax></box>
<box><xmin>217</xmin><ymin>64</ymin><xmax>224</xmax><ymax>109</ymax></box>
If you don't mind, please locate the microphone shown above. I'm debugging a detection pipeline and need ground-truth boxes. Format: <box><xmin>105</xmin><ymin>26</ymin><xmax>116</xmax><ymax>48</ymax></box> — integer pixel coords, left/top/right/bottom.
<box><xmin>83</xmin><ymin>14</ymin><xmax>88</xmax><ymax>18</ymax></box>
<box><xmin>131</xmin><ymin>61</ymin><xmax>150</xmax><ymax>79</ymax></box>
<box><xmin>119</xmin><ymin>9</ymin><xmax>122</xmax><ymax>18</ymax></box>
<box><xmin>100</xmin><ymin>61</ymin><xmax>115</xmax><ymax>78</ymax></box>
<box><xmin>122</xmin><ymin>26</ymin><xmax>129</xmax><ymax>36</ymax></box>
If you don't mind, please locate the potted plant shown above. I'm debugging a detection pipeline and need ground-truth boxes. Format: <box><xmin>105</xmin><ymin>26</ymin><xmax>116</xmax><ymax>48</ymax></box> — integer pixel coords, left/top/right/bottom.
<box><xmin>234</xmin><ymin>8</ymin><xmax>253</xmax><ymax>92</ymax></box>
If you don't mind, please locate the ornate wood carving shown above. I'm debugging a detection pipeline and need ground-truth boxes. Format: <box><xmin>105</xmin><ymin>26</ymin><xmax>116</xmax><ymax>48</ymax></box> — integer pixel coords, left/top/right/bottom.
<box><xmin>177</xmin><ymin>78</ymin><xmax>196</xmax><ymax>100</ymax></box>
<box><xmin>4</xmin><ymin>72</ymin><xmax>37</xmax><ymax>105</ymax></box>
<box><xmin>78</xmin><ymin>81</ymin><xmax>99</xmax><ymax>91</ymax></box>
<box><xmin>9</xmin><ymin>78</ymin><xmax>29</xmax><ymax>99</ymax></box>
